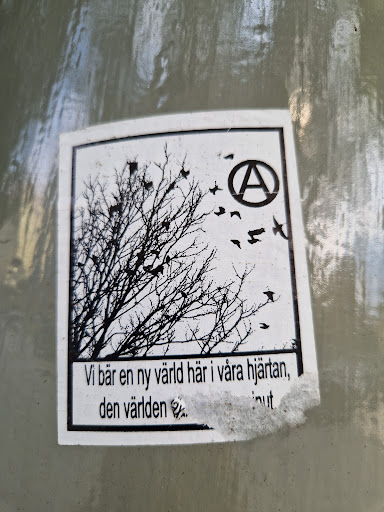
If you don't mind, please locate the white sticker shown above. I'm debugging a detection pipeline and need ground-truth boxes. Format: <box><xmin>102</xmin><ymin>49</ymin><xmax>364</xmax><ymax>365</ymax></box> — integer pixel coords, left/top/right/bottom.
<box><xmin>58</xmin><ymin>111</ymin><xmax>319</xmax><ymax>445</ymax></box>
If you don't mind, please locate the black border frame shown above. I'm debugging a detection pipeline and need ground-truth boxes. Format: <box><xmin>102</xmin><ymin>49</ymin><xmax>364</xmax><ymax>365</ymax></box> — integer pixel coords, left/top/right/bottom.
<box><xmin>67</xmin><ymin>127</ymin><xmax>303</xmax><ymax>432</ymax></box>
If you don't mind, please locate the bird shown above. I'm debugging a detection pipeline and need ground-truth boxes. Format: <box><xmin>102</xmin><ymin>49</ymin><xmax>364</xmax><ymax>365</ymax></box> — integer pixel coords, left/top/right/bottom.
<box><xmin>259</xmin><ymin>323</ymin><xmax>270</xmax><ymax>329</ymax></box>
<box><xmin>136</xmin><ymin>250</ymin><xmax>145</xmax><ymax>265</ymax></box>
<box><xmin>165</xmin><ymin>255</ymin><xmax>171</xmax><ymax>264</ymax></box>
<box><xmin>91</xmin><ymin>255</ymin><xmax>99</xmax><ymax>266</ymax></box>
<box><xmin>162</xmin><ymin>220</ymin><xmax>170</xmax><ymax>230</ymax></box>
<box><xmin>272</xmin><ymin>216</ymin><xmax>289</xmax><ymax>240</ymax></box>
<box><xmin>248</xmin><ymin>237</ymin><xmax>261</xmax><ymax>245</ymax></box>
<box><xmin>230</xmin><ymin>211</ymin><xmax>241</xmax><ymax>219</ymax></box>
<box><xmin>144</xmin><ymin>180</ymin><xmax>153</xmax><ymax>191</ymax></box>
<box><xmin>180</xmin><ymin>168</ymin><xmax>190</xmax><ymax>179</ymax></box>
<box><xmin>128</xmin><ymin>161</ymin><xmax>138</xmax><ymax>175</ymax></box>
<box><xmin>214</xmin><ymin>206</ymin><xmax>225</xmax><ymax>216</ymax></box>
<box><xmin>0</xmin><ymin>239</ymin><xmax>10</xmax><ymax>244</ymax></box>
<box><xmin>224</xmin><ymin>154</ymin><xmax>234</xmax><ymax>160</ymax></box>
<box><xmin>248</xmin><ymin>228</ymin><xmax>265</xmax><ymax>237</ymax></box>
<box><xmin>144</xmin><ymin>264</ymin><xmax>163</xmax><ymax>276</ymax></box>
<box><xmin>263</xmin><ymin>290</ymin><xmax>275</xmax><ymax>302</ymax></box>
<box><xmin>248</xmin><ymin>228</ymin><xmax>264</xmax><ymax>244</ymax></box>
<box><xmin>109</xmin><ymin>202</ymin><xmax>121</xmax><ymax>216</ymax></box>
<box><xmin>180</xmin><ymin>291</ymin><xmax>188</xmax><ymax>298</ymax></box>
<box><xmin>150</xmin><ymin>264</ymin><xmax>164</xmax><ymax>276</ymax></box>
<box><xmin>209</xmin><ymin>181</ymin><xmax>223</xmax><ymax>195</ymax></box>
<box><xmin>166</xmin><ymin>181</ymin><xmax>176</xmax><ymax>193</ymax></box>
<box><xmin>231</xmin><ymin>239</ymin><xmax>241</xmax><ymax>249</ymax></box>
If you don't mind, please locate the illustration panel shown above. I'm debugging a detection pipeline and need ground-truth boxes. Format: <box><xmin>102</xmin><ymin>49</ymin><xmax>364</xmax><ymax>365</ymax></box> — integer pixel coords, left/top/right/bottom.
<box><xmin>57</xmin><ymin>111</ymin><xmax>319</xmax><ymax>445</ymax></box>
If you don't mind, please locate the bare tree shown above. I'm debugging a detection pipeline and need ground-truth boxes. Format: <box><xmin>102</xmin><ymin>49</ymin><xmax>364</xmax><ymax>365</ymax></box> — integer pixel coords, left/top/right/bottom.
<box><xmin>70</xmin><ymin>149</ymin><xmax>266</xmax><ymax>360</ymax></box>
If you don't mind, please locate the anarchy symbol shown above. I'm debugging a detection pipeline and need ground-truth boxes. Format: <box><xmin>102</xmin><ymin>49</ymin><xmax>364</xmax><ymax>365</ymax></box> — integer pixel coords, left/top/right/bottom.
<box><xmin>228</xmin><ymin>160</ymin><xmax>279</xmax><ymax>207</ymax></box>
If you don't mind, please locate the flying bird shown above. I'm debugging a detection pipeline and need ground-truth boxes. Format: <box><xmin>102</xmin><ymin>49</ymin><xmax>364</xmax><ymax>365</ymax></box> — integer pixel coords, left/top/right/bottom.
<box><xmin>209</xmin><ymin>181</ymin><xmax>223</xmax><ymax>195</ymax></box>
<box><xmin>248</xmin><ymin>228</ymin><xmax>264</xmax><ymax>244</ymax></box>
<box><xmin>230</xmin><ymin>211</ymin><xmax>241</xmax><ymax>219</ymax></box>
<box><xmin>263</xmin><ymin>290</ymin><xmax>275</xmax><ymax>302</ymax></box>
<box><xmin>272</xmin><ymin>216</ymin><xmax>289</xmax><ymax>240</ymax></box>
<box><xmin>249</xmin><ymin>228</ymin><xmax>265</xmax><ymax>237</ymax></box>
<box><xmin>180</xmin><ymin>168</ymin><xmax>190</xmax><ymax>179</ymax></box>
<box><xmin>231</xmin><ymin>239</ymin><xmax>241</xmax><ymax>249</ymax></box>
<box><xmin>224</xmin><ymin>154</ymin><xmax>234</xmax><ymax>160</ymax></box>
<box><xmin>215</xmin><ymin>206</ymin><xmax>225</xmax><ymax>216</ymax></box>
<box><xmin>259</xmin><ymin>323</ymin><xmax>270</xmax><ymax>329</ymax></box>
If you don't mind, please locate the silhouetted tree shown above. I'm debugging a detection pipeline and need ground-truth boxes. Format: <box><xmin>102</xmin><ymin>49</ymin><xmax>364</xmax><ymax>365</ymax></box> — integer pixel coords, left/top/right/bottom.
<box><xmin>71</xmin><ymin>149</ymin><xmax>265</xmax><ymax>360</ymax></box>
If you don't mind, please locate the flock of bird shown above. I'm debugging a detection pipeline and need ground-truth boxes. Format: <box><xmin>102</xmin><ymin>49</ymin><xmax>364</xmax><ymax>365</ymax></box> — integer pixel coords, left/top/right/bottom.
<box><xmin>81</xmin><ymin>157</ymin><xmax>283</xmax><ymax>332</ymax></box>
<box><xmin>209</xmin><ymin>178</ymin><xmax>289</xmax><ymax>248</ymax></box>
<box><xmin>122</xmin><ymin>158</ymin><xmax>289</xmax><ymax>246</ymax></box>
<box><xmin>229</xmin><ymin>217</ymin><xmax>287</xmax><ymax>248</ymax></box>
<box><xmin>205</xmin><ymin>171</ymin><xmax>281</xmax><ymax>331</ymax></box>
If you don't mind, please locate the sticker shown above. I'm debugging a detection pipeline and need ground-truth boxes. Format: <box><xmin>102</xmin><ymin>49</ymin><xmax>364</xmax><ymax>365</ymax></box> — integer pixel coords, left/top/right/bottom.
<box><xmin>58</xmin><ymin>110</ymin><xmax>319</xmax><ymax>445</ymax></box>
